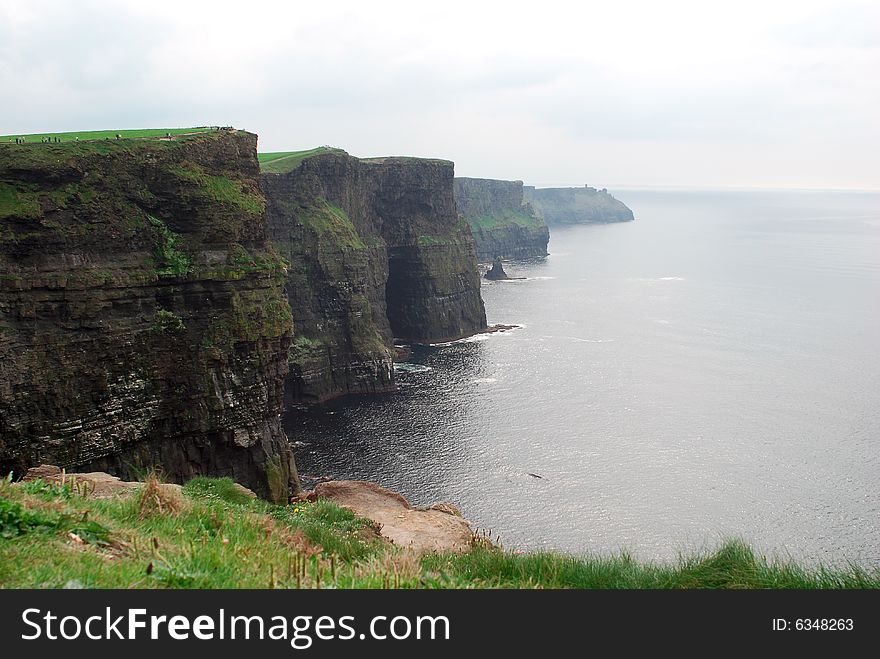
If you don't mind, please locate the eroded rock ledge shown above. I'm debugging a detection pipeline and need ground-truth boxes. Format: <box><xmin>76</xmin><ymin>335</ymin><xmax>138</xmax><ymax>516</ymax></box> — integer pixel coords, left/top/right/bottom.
<box><xmin>307</xmin><ymin>480</ymin><xmax>473</xmax><ymax>554</ymax></box>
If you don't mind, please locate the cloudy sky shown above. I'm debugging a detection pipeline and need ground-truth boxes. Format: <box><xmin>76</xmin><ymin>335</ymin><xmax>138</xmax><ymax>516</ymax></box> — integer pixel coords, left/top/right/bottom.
<box><xmin>1</xmin><ymin>0</ymin><xmax>877</xmax><ymax>189</ymax></box>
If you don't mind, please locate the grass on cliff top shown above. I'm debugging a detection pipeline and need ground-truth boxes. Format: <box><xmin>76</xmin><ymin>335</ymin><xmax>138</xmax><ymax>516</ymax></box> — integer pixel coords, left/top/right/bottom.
<box><xmin>0</xmin><ymin>127</ymin><xmax>216</xmax><ymax>143</ymax></box>
<box><xmin>466</xmin><ymin>207</ymin><xmax>545</xmax><ymax>231</ymax></box>
<box><xmin>259</xmin><ymin>147</ymin><xmax>347</xmax><ymax>174</ymax></box>
<box><xmin>1</xmin><ymin>475</ymin><xmax>877</xmax><ymax>589</ymax></box>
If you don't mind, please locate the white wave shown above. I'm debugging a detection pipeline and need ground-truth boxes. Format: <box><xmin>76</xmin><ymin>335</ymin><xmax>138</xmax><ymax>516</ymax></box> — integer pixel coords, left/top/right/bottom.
<box><xmin>437</xmin><ymin>334</ymin><xmax>491</xmax><ymax>346</ymax></box>
<box><xmin>550</xmin><ymin>335</ymin><xmax>615</xmax><ymax>343</ymax></box>
<box><xmin>428</xmin><ymin>325</ymin><xmax>522</xmax><ymax>347</ymax></box>
<box><xmin>393</xmin><ymin>362</ymin><xmax>432</xmax><ymax>374</ymax></box>
<box><xmin>472</xmin><ymin>377</ymin><xmax>498</xmax><ymax>384</ymax></box>
<box><xmin>630</xmin><ymin>276</ymin><xmax>685</xmax><ymax>282</ymax></box>
<box><xmin>496</xmin><ymin>276</ymin><xmax>555</xmax><ymax>283</ymax></box>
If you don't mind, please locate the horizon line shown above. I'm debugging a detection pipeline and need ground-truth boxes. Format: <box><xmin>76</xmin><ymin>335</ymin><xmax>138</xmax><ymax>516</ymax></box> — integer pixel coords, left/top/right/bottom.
<box><xmin>526</xmin><ymin>183</ymin><xmax>880</xmax><ymax>194</ymax></box>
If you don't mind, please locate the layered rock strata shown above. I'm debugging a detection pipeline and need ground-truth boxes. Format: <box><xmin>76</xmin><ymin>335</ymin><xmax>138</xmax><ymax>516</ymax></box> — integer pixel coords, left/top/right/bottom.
<box><xmin>454</xmin><ymin>177</ymin><xmax>549</xmax><ymax>262</ymax></box>
<box><xmin>262</xmin><ymin>152</ymin><xmax>486</xmax><ymax>403</ymax></box>
<box><xmin>0</xmin><ymin>130</ymin><xmax>298</xmax><ymax>501</ymax></box>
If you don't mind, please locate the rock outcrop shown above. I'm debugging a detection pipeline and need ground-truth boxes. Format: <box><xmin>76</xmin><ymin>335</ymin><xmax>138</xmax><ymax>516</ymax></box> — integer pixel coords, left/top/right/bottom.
<box><xmin>523</xmin><ymin>185</ymin><xmax>634</xmax><ymax>225</ymax></box>
<box><xmin>484</xmin><ymin>257</ymin><xmax>510</xmax><ymax>280</ymax></box>
<box><xmin>309</xmin><ymin>480</ymin><xmax>473</xmax><ymax>554</ymax></box>
<box><xmin>454</xmin><ymin>177</ymin><xmax>549</xmax><ymax>262</ymax></box>
<box><xmin>262</xmin><ymin>151</ymin><xmax>486</xmax><ymax>403</ymax></box>
<box><xmin>0</xmin><ymin>130</ymin><xmax>298</xmax><ymax>501</ymax></box>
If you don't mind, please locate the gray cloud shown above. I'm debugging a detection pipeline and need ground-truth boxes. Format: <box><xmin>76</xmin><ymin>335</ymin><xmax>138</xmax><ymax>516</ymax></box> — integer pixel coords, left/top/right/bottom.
<box><xmin>0</xmin><ymin>0</ymin><xmax>876</xmax><ymax>189</ymax></box>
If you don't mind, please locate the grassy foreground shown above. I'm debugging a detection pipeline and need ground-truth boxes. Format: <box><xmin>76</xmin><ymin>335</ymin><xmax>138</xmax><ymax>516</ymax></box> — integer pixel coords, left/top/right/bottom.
<box><xmin>0</xmin><ymin>475</ymin><xmax>876</xmax><ymax>589</ymax></box>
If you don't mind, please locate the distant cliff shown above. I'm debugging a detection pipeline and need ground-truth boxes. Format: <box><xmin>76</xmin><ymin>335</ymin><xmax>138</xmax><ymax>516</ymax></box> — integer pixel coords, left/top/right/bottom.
<box><xmin>0</xmin><ymin>131</ymin><xmax>298</xmax><ymax>501</ymax></box>
<box><xmin>454</xmin><ymin>177</ymin><xmax>549</xmax><ymax>262</ymax></box>
<box><xmin>262</xmin><ymin>151</ymin><xmax>486</xmax><ymax>404</ymax></box>
<box><xmin>523</xmin><ymin>185</ymin><xmax>634</xmax><ymax>225</ymax></box>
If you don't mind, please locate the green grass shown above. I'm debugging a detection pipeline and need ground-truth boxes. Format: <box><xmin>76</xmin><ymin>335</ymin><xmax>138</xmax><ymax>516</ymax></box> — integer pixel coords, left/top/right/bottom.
<box><xmin>169</xmin><ymin>162</ymin><xmax>265</xmax><ymax>215</ymax></box>
<box><xmin>288</xmin><ymin>335</ymin><xmax>325</xmax><ymax>363</ymax></box>
<box><xmin>154</xmin><ymin>308</ymin><xmax>185</xmax><ymax>334</ymax></box>
<box><xmin>1</xmin><ymin>475</ymin><xmax>876</xmax><ymax>589</ymax></box>
<box><xmin>0</xmin><ymin>181</ymin><xmax>102</xmax><ymax>222</ymax></box>
<box><xmin>147</xmin><ymin>215</ymin><xmax>192</xmax><ymax>278</ymax></box>
<box><xmin>0</xmin><ymin>183</ymin><xmax>42</xmax><ymax>220</ymax></box>
<box><xmin>466</xmin><ymin>207</ymin><xmax>545</xmax><ymax>231</ymax></box>
<box><xmin>283</xmin><ymin>198</ymin><xmax>366</xmax><ymax>250</ymax></box>
<box><xmin>258</xmin><ymin>147</ymin><xmax>346</xmax><ymax>174</ymax></box>
<box><xmin>0</xmin><ymin>127</ymin><xmax>216</xmax><ymax>143</ymax></box>
<box><xmin>423</xmin><ymin>540</ymin><xmax>879</xmax><ymax>589</ymax></box>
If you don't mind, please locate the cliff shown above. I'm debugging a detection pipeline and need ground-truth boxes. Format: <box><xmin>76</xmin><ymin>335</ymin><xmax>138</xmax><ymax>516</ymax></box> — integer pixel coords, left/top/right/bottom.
<box><xmin>454</xmin><ymin>177</ymin><xmax>549</xmax><ymax>262</ymax></box>
<box><xmin>262</xmin><ymin>151</ymin><xmax>487</xmax><ymax>403</ymax></box>
<box><xmin>0</xmin><ymin>130</ymin><xmax>298</xmax><ymax>501</ymax></box>
<box><xmin>261</xmin><ymin>155</ymin><xmax>394</xmax><ymax>404</ymax></box>
<box><xmin>523</xmin><ymin>185</ymin><xmax>634</xmax><ymax>225</ymax></box>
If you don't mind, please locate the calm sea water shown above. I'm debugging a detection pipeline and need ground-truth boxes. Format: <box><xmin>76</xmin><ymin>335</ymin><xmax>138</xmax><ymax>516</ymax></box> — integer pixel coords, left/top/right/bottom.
<box><xmin>286</xmin><ymin>189</ymin><xmax>880</xmax><ymax>566</ymax></box>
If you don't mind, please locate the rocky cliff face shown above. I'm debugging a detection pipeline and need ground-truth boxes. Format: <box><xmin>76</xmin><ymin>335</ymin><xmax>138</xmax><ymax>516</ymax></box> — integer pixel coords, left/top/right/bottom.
<box><xmin>523</xmin><ymin>185</ymin><xmax>634</xmax><ymax>225</ymax></box>
<box><xmin>261</xmin><ymin>155</ymin><xmax>394</xmax><ymax>404</ymax></box>
<box><xmin>0</xmin><ymin>131</ymin><xmax>298</xmax><ymax>501</ymax></box>
<box><xmin>262</xmin><ymin>151</ymin><xmax>486</xmax><ymax>402</ymax></box>
<box><xmin>370</xmin><ymin>158</ymin><xmax>487</xmax><ymax>344</ymax></box>
<box><xmin>454</xmin><ymin>177</ymin><xmax>549</xmax><ymax>262</ymax></box>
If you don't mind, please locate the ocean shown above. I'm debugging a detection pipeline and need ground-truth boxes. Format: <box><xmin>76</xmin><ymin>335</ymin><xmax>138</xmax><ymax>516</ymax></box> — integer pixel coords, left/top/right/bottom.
<box><xmin>286</xmin><ymin>189</ymin><xmax>880</xmax><ymax>566</ymax></box>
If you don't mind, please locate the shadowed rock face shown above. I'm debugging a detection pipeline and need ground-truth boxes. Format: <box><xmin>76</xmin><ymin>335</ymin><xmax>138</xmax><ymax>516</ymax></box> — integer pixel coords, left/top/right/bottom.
<box><xmin>262</xmin><ymin>152</ymin><xmax>486</xmax><ymax>402</ymax></box>
<box><xmin>372</xmin><ymin>158</ymin><xmax>487</xmax><ymax>344</ymax></box>
<box><xmin>262</xmin><ymin>156</ymin><xmax>394</xmax><ymax>404</ymax></box>
<box><xmin>0</xmin><ymin>131</ymin><xmax>298</xmax><ymax>501</ymax></box>
<box><xmin>454</xmin><ymin>177</ymin><xmax>549</xmax><ymax>262</ymax></box>
<box><xmin>523</xmin><ymin>185</ymin><xmax>634</xmax><ymax>225</ymax></box>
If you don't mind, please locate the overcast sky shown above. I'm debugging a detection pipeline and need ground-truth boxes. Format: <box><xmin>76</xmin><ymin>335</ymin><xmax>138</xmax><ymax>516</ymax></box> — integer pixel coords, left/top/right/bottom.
<box><xmin>1</xmin><ymin>0</ymin><xmax>877</xmax><ymax>189</ymax></box>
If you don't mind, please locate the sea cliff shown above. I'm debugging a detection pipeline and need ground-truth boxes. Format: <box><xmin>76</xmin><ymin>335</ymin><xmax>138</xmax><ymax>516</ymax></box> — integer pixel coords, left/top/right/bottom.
<box><xmin>523</xmin><ymin>185</ymin><xmax>634</xmax><ymax>225</ymax></box>
<box><xmin>0</xmin><ymin>130</ymin><xmax>298</xmax><ymax>501</ymax></box>
<box><xmin>454</xmin><ymin>177</ymin><xmax>549</xmax><ymax>262</ymax></box>
<box><xmin>262</xmin><ymin>150</ymin><xmax>487</xmax><ymax>404</ymax></box>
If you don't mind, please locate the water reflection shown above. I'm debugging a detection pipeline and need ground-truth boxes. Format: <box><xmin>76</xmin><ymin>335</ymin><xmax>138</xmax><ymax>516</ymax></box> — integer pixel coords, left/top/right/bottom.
<box><xmin>286</xmin><ymin>190</ymin><xmax>880</xmax><ymax>566</ymax></box>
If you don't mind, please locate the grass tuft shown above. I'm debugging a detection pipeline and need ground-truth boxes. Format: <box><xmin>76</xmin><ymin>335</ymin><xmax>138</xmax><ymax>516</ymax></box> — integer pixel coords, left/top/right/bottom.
<box><xmin>136</xmin><ymin>474</ymin><xmax>181</xmax><ymax>519</ymax></box>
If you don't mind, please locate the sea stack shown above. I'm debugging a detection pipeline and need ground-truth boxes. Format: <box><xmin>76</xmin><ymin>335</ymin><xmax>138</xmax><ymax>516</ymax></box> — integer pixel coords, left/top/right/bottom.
<box><xmin>484</xmin><ymin>257</ymin><xmax>510</xmax><ymax>280</ymax></box>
